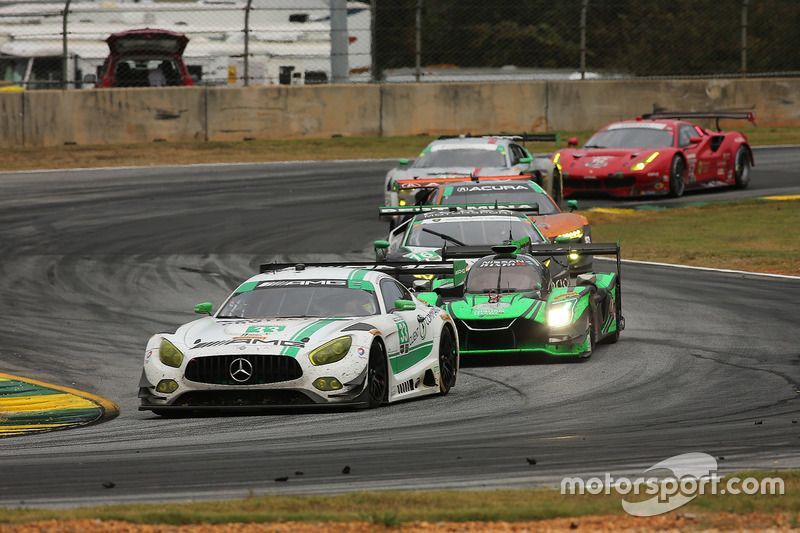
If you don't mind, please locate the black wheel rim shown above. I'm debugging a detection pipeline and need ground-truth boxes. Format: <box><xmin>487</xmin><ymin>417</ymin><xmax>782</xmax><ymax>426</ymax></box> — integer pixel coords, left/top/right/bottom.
<box><xmin>672</xmin><ymin>158</ymin><xmax>685</xmax><ymax>196</ymax></box>
<box><xmin>439</xmin><ymin>331</ymin><xmax>457</xmax><ymax>389</ymax></box>
<box><xmin>368</xmin><ymin>348</ymin><xmax>387</xmax><ymax>404</ymax></box>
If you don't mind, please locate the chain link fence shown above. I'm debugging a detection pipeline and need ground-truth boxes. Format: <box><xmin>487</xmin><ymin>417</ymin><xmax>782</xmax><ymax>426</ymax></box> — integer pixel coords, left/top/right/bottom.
<box><xmin>0</xmin><ymin>0</ymin><xmax>798</xmax><ymax>90</ymax></box>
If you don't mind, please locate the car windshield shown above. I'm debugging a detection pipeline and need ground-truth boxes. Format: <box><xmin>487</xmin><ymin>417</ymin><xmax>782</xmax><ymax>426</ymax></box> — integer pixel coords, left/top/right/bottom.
<box><xmin>217</xmin><ymin>286</ymin><xmax>379</xmax><ymax>318</ymax></box>
<box><xmin>406</xmin><ymin>218</ymin><xmax>543</xmax><ymax>247</ymax></box>
<box><xmin>466</xmin><ymin>257</ymin><xmax>544</xmax><ymax>293</ymax></box>
<box><xmin>584</xmin><ymin>127</ymin><xmax>674</xmax><ymax>149</ymax></box>
<box><xmin>438</xmin><ymin>185</ymin><xmax>559</xmax><ymax>214</ymax></box>
<box><xmin>412</xmin><ymin>148</ymin><xmax>506</xmax><ymax>169</ymax></box>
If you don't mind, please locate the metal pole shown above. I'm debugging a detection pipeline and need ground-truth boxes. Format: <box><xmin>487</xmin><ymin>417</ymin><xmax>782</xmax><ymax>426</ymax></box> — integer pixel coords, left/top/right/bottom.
<box><xmin>330</xmin><ymin>0</ymin><xmax>349</xmax><ymax>83</ymax></box>
<box><xmin>371</xmin><ymin>0</ymin><xmax>377</xmax><ymax>82</ymax></box>
<box><xmin>415</xmin><ymin>0</ymin><xmax>422</xmax><ymax>82</ymax></box>
<box><xmin>741</xmin><ymin>0</ymin><xmax>748</xmax><ymax>78</ymax></box>
<box><xmin>243</xmin><ymin>0</ymin><xmax>252</xmax><ymax>87</ymax></box>
<box><xmin>580</xmin><ymin>0</ymin><xmax>588</xmax><ymax>80</ymax></box>
<box><xmin>62</xmin><ymin>0</ymin><xmax>72</xmax><ymax>90</ymax></box>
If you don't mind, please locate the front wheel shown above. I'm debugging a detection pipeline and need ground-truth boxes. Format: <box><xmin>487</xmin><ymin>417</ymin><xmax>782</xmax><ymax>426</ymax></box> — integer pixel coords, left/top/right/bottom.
<box><xmin>366</xmin><ymin>340</ymin><xmax>388</xmax><ymax>408</ymax></box>
<box><xmin>668</xmin><ymin>156</ymin><xmax>685</xmax><ymax>198</ymax></box>
<box><xmin>438</xmin><ymin>327</ymin><xmax>458</xmax><ymax>395</ymax></box>
<box><xmin>734</xmin><ymin>145</ymin><xmax>752</xmax><ymax>189</ymax></box>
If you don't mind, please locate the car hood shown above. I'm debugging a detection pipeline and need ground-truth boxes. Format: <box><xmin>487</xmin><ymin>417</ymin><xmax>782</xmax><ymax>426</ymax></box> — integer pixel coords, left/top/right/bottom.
<box><xmin>562</xmin><ymin>148</ymin><xmax>659</xmax><ymax>174</ymax></box>
<box><xmin>448</xmin><ymin>293</ymin><xmax>545</xmax><ymax>321</ymax></box>
<box><xmin>529</xmin><ymin>213</ymin><xmax>588</xmax><ymax>239</ymax></box>
<box><xmin>106</xmin><ymin>29</ymin><xmax>189</xmax><ymax>56</ymax></box>
<box><xmin>173</xmin><ymin>316</ymin><xmax>359</xmax><ymax>356</ymax></box>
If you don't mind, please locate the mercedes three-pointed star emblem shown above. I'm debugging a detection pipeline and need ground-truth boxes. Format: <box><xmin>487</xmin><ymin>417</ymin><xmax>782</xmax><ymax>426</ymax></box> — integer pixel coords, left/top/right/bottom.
<box><xmin>229</xmin><ymin>357</ymin><xmax>253</xmax><ymax>383</ymax></box>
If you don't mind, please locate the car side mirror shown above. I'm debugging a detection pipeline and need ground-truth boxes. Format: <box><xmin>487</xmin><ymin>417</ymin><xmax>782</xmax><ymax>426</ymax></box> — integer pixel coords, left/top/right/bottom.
<box><xmin>519</xmin><ymin>156</ymin><xmax>532</xmax><ymax>164</ymax></box>
<box><xmin>567</xmin><ymin>199</ymin><xmax>578</xmax><ymax>212</ymax></box>
<box><xmin>194</xmin><ymin>302</ymin><xmax>213</xmax><ymax>315</ymax></box>
<box><xmin>399</xmin><ymin>158</ymin><xmax>410</xmax><ymax>166</ymax></box>
<box><xmin>554</xmin><ymin>236</ymin><xmax>572</xmax><ymax>244</ymax></box>
<box><xmin>395</xmin><ymin>299</ymin><xmax>416</xmax><ymax>311</ymax></box>
<box><xmin>689</xmin><ymin>136</ymin><xmax>702</xmax><ymax>144</ymax></box>
<box><xmin>568</xmin><ymin>137</ymin><xmax>579</xmax><ymax>147</ymax></box>
<box><xmin>374</xmin><ymin>240</ymin><xmax>390</xmax><ymax>261</ymax></box>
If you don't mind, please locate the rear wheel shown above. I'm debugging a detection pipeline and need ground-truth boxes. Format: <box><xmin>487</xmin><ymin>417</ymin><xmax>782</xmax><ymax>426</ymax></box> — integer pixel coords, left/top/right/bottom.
<box><xmin>668</xmin><ymin>156</ymin><xmax>685</xmax><ymax>198</ymax></box>
<box><xmin>734</xmin><ymin>145</ymin><xmax>751</xmax><ymax>188</ymax></box>
<box><xmin>438</xmin><ymin>327</ymin><xmax>457</xmax><ymax>395</ymax></box>
<box><xmin>366</xmin><ymin>340</ymin><xmax>388</xmax><ymax>408</ymax></box>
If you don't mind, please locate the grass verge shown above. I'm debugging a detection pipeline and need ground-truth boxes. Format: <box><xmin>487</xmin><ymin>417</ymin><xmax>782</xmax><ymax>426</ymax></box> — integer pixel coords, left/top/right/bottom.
<box><xmin>0</xmin><ymin>471</ymin><xmax>795</xmax><ymax>526</ymax></box>
<box><xmin>586</xmin><ymin>198</ymin><xmax>800</xmax><ymax>276</ymax></box>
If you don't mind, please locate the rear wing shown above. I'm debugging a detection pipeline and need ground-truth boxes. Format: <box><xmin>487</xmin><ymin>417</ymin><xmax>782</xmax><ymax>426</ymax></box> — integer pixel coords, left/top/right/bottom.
<box><xmin>640</xmin><ymin>110</ymin><xmax>756</xmax><ymax>131</ymax></box>
<box><xmin>392</xmin><ymin>173</ymin><xmax>536</xmax><ymax>191</ymax></box>
<box><xmin>259</xmin><ymin>259</ymin><xmax>467</xmax><ymax>283</ymax></box>
<box><xmin>437</xmin><ymin>133</ymin><xmax>561</xmax><ymax>147</ymax></box>
<box><xmin>379</xmin><ymin>204</ymin><xmax>538</xmax><ymax>219</ymax></box>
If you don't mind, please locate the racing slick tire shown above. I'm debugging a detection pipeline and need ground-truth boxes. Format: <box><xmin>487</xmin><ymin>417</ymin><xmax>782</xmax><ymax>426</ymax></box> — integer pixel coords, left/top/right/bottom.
<box><xmin>438</xmin><ymin>327</ymin><xmax>458</xmax><ymax>395</ymax></box>
<box><xmin>366</xmin><ymin>339</ymin><xmax>388</xmax><ymax>408</ymax></box>
<box><xmin>734</xmin><ymin>145</ymin><xmax>752</xmax><ymax>189</ymax></box>
<box><xmin>667</xmin><ymin>155</ymin><xmax>686</xmax><ymax>198</ymax></box>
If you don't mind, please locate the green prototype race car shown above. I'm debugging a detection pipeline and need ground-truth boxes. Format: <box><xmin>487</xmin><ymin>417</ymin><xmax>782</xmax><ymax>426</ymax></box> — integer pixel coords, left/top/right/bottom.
<box><xmin>415</xmin><ymin>241</ymin><xmax>624</xmax><ymax>358</ymax></box>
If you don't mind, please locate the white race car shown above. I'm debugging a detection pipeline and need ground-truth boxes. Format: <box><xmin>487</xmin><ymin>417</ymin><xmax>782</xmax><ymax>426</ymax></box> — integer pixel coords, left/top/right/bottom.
<box><xmin>138</xmin><ymin>264</ymin><xmax>459</xmax><ymax>415</ymax></box>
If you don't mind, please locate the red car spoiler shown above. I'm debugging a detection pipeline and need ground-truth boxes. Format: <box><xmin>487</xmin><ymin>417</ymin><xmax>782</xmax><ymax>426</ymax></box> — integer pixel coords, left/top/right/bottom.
<box><xmin>639</xmin><ymin>111</ymin><xmax>756</xmax><ymax>131</ymax></box>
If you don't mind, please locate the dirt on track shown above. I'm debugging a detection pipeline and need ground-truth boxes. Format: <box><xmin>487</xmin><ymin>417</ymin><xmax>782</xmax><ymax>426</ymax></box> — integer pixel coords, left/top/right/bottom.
<box><xmin>2</xmin><ymin>513</ymin><xmax>799</xmax><ymax>533</ymax></box>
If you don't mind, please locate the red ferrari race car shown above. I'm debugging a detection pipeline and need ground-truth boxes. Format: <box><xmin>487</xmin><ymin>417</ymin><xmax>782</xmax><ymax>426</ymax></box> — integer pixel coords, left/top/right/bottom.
<box><xmin>553</xmin><ymin>111</ymin><xmax>755</xmax><ymax>198</ymax></box>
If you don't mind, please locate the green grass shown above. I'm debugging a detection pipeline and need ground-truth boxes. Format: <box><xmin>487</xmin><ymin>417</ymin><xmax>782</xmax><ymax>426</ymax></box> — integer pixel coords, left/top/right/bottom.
<box><xmin>586</xmin><ymin>198</ymin><xmax>800</xmax><ymax>276</ymax></box>
<box><xmin>0</xmin><ymin>471</ymin><xmax>796</xmax><ymax>525</ymax></box>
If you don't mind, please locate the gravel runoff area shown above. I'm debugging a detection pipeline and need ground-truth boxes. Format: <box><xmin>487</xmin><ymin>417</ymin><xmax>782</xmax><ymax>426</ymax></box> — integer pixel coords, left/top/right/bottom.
<box><xmin>1</xmin><ymin>512</ymin><xmax>799</xmax><ymax>533</ymax></box>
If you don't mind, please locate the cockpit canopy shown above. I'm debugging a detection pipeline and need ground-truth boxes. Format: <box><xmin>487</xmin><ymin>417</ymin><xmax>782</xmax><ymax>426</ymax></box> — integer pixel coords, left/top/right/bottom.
<box><xmin>465</xmin><ymin>255</ymin><xmax>546</xmax><ymax>294</ymax></box>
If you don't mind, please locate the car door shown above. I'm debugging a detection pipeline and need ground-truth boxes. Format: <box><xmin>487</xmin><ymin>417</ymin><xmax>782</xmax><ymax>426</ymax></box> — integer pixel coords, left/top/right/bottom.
<box><xmin>379</xmin><ymin>278</ymin><xmax>435</xmax><ymax>375</ymax></box>
<box><xmin>678</xmin><ymin>123</ymin><xmax>715</xmax><ymax>185</ymax></box>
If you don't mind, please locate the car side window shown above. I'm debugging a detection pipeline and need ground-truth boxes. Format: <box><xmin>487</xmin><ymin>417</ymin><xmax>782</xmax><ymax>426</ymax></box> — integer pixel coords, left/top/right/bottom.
<box><xmin>380</xmin><ymin>278</ymin><xmax>411</xmax><ymax>312</ymax></box>
<box><xmin>510</xmin><ymin>144</ymin><xmax>526</xmax><ymax>165</ymax></box>
<box><xmin>678</xmin><ymin>125</ymin><xmax>696</xmax><ymax>148</ymax></box>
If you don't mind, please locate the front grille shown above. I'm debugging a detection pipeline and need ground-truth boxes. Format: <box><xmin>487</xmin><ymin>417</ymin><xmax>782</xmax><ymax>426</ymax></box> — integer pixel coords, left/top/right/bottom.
<box><xmin>461</xmin><ymin>318</ymin><xmax>516</xmax><ymax>331</ymax></box>
<box><xmin>185</xmin><ymin>354</ymin><xmax>303</xmax><ymax>385</ymax></box>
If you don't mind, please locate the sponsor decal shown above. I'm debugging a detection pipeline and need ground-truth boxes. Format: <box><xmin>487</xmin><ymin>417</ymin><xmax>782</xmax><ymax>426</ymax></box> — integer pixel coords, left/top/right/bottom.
<box><xmin>479</xmin><ymin>259</ymin><xmax>531</xmax><ymax>268</ymax></box>
<box><xmin>474</xmin><ymin>308</ymin><xmax>504</xmax><ymax>316</ymax></box>
<box><xmin>191</xmin><ymin>338</ymin><xmax>306</xmax><ymax>350</ymax></box>
<box><xmin>607</xmin><ymin>122</ymin><xmax>667</xmax><ymax>131</ymax></box>
<box><xmin>452</xmin><ymin>184</ymin><xmax>528</xmax><ymax>193</ymax></box>
<box><xmin>145</xmin><ymin>350</ymin><xmax>153</xmax><ymax>364</ymax></box>
<box><xmin>553</xmin><ymin>291</ymin><xmax>580</xmax><ymax>300</ymax></box>
<box><xmin>585</xmin><ymin>156</ymin><xmax>612</xmax><ymax>168</ymax></box>
<box><xmin>246</xmin><ymin>325</ymin><xmax>286</xmax><ymax>333</ymax></box>
<box><xmin>257</xmin><ymin>280</ymin><xmax>347</xmax><ymax>288</ymax></box>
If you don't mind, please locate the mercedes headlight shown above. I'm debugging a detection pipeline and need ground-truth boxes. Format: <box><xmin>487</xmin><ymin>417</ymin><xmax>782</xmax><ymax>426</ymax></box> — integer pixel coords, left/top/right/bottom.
<box><xmin>159</xmin><ymin>338</ymin><xmax>184</xmax><ymax>368</ymax></box>
<box><xmin>309</xmin><ymin>336</ymin><xmax>352</xmax><ymax>366</ymax></box>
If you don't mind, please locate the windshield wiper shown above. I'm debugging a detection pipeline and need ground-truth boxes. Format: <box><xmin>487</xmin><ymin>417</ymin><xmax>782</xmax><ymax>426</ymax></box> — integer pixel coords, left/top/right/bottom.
<box><xmin>422</xmin><ymin>227</ymin><xmax>466</xmax><ymax>246</ymax></box>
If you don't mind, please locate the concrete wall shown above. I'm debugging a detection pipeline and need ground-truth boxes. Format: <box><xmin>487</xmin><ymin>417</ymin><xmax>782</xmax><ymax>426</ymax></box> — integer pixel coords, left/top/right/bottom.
<box><xmin>1</xmin><ymin>78</ymin><xmax>799</xmax><ymax>148</ymax></box>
